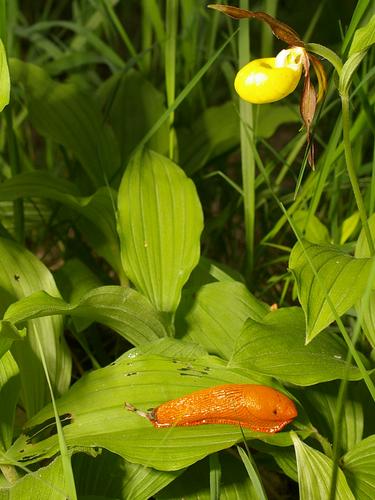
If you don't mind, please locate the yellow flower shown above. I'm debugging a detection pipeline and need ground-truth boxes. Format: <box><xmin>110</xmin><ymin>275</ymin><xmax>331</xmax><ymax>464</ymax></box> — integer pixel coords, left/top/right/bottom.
<box><xmin>234</xmin><ymin>47</ymin><xmax>304</xmax><ymax>104</ymax></box>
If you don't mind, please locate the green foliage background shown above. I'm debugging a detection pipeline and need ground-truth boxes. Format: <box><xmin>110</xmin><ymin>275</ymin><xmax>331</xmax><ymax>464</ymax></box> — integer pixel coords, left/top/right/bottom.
<box><xmin>0</xmin><ymin>0</ymin><xmax>374</xmax><ymax>499</ymax></box>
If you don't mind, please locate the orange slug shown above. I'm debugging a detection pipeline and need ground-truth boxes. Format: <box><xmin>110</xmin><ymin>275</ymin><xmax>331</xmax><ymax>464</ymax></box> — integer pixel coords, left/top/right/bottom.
<box><xmin>125</xmin><ymin>384</ymin><xmax>297</xmax><ymax>433</ymax></box>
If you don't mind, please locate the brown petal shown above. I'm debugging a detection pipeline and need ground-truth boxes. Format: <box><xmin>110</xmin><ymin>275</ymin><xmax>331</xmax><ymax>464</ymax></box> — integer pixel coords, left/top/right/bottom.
<box><xmin>308</xmin><ymin>54</ymin><xmax>327</xmax><ymax>102</ymax></box>
<box><xmin>207</xmin><ymin>4</ymin><xmax>304</xmax><ymax>47</ymax></box>
<box><xmin>300</xmin><ymin>74</ymin><xmax>317</xmax><ymax>168</ymax></box>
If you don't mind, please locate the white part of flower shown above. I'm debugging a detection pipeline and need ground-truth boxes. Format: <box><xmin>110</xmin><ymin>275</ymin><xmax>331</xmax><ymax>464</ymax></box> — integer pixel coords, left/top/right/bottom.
<box><xmin>245</xmin><ymin>72</ymin><xmax>268</xmax><ymax>85</ymax></box>
<box><xmin>275</xmin><ymin>47</ymin><xmax>304</xmax><ymax>71</ymax></box>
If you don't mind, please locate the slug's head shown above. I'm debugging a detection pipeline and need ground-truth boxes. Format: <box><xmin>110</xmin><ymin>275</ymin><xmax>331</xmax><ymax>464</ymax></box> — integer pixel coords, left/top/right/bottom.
<box><xmin>242</xmin><ymin>385</ymin><xmax>298</xmax><ymax>432</ymax></box>
<box><xmin>269</xmin><ymin>392</ymin><xmax>298</xmax><ymax>422</ymax></box>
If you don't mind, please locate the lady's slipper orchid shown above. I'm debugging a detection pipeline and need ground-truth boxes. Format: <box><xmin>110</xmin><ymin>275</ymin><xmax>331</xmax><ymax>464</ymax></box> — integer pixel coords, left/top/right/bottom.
<box><xmin>208</xmin><ymin>4</ymin><xmax>327</xmax><ymax>167</ymax></box>
<box><xmin>234</xmin><ymin>47</ymin><xmax>304</xmax><ymax>104</ymax></box>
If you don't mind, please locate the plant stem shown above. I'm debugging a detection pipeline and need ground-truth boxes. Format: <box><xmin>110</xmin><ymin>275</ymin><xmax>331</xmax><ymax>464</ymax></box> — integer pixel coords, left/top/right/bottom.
<box><xmin>341</xmin><ymin>94</ymin><xmax>374</xmax><ymax>254</ymax></box>
<box><xmin>239</xmin><ymin>0</ymin><xmax>255</xmax><ymax>278</ymax></box>
<box><xmin>311</xmin><ymin>428</ymin><xmax>333</xmax><ymax>458</ymax></box>
<box><xmin>1</xmin><ymin>1</ymin><xmax>24</xmax><ymax>243</ymax></box>
<box><xmin>165</xmin><ymin>0</ymin><xmax>178</xmax><ymax>160</ymax></box>
<box><xmin>306</xmin><ymin>42</ymin><xmax>373</xmax><ymax>253</ymax></box>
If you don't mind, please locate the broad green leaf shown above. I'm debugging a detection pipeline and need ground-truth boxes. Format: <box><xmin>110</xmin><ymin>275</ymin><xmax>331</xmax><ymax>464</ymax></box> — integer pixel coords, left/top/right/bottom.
<box><xmin>118</xmin><ymin>149</ymin><xmax>203</xmax><ymax>313</ymax></box>
<box><xmin>0</xmin><ymin>352</ymin><xmax>20</xmax><ymax>451</ymax></box>
<box><xmin>98</xmin><ymin>70</ymin><xmax>169</xmax><ymax>163</ymax></box>
<box><xmin>291</xmin><ymin>433</ymin><xmax>355</xmax><ymax>500</ymax></box>
<box><xmin>186</xmin><ymin>256</ymin><xmax>245</xmax><ymax>290</ymax></box>
<box><xmin>266</xmin><ymin>445</ymin><xmax>298</xmax><ymax>482</ymax></box>
<box><xmin>230</xmin><ymin>307</ymin><xmax>362</xmax><ymax>385</ymax></box>
<box><xmin>55</xmin><ymin>258</ymin><xmax>103</xmax><ymax>332</ymax></box>
<box><xmin>176</xmin><ymin>281</ymin><xmax>268</xmax><ymax>359</ymax></box>
<box><xmin>3</xmin><ymin>286</ymin><xmax>167</xmax><ymax>347</ymax></box>
<box><xmin>292</xmin><ymin>210</ymin><xmax>330</xmax><ymax>244</ymax></box>
<box><xmin>157</xmin><ymin>452</ymin><xmax>258</xmax><ymax>499</ymax></box>
<box><xmin>250</xmin><ymin>439</ymin><xmax>299</xmax><ymax>481</ymax></box>
<box><xmin>355</xmin><ymin>215</ymin><xmax>375</xmax><ymax>347</ymax></box>
<box><xmin>0</xmin><ymin>455</ymin><xmax>67</xmax><ymax>499</ymax></box>
<box><xmin>0</xmin><ymin>322</ymin><xmax>25</xmax><ymax>360</ymax></box>
<box><xmin>357</xmin><ymin>291</ymin><xmax>375</xmax><ymax>348</ymax></box>
<box><xmin>341</xmin><ymin>212</ymin><xmax>360</xmax><ymax>245</ymax></box>
<box><xmin>10</xmin><ymin>58</ymin><xmax>119</xmax><ymax>188</ymax></box>
<box><xmin>127</xmin><ymin>338</ymin><xmax>208</xmax><ymax>359</ymax></box>
<box><xmin>73</xmin><ymin>450</ymin><xmax>180</xmax><ymax>500</ymax></box>
<box><xmin>289</xmin><ymin>240</ymin><xmax>373</xmax><ymax>342</ymax></box>
<box><xmin>0</xmin><ymin>40</ymin><xmax>10</xmax><ymax>112</ymax></box>
<box><xmin>0</xmin><ymin>172</ymin><xmax>121</xmax><ymax>276</ymax></box>
<box><xmin>339</xmin><ymin>51</ymin><xmax>366</xmax><ymax>96</ymax></box>
<box><xmin>355</xmin><ymin>214</ymin><xmax>375</xmax><ymax>260</ymax></box>
<box><xmin>56</xmin><ymin>259</ymin><xmax>102</xmax><ymax>304</ymax></box>
<box><xmin>294</xmin><ymin>382</ymin><xmax>363</xmax><ymax>453</ymax></box>
<box><xmin>0</xmin><ymin>237</ymin><xmax>71</xmax><ymax>417</ymax></box>
<box><xmin>5</xmin><ymin>354</ymin><xmax>294</xmax><ymax>471</ymax></box>
<box><xmin>349</xmin><ymin>15</ymin><xmax>375</xmax><ymax>55</ymax></box>
<box><xmin>179</xmin><ymin>102</ymin><xmax>240</xmax><ymax>175</ymax></box>
<box><xmin>342</xmin><ymin>435</ymin><xmax>375</xmax><ymax>500</ymax></box>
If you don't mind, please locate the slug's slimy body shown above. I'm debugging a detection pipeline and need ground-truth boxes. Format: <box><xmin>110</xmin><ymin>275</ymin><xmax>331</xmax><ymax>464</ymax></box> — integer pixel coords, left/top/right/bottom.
<box><xmin>126</xmin><ymin>384</ymin><xmax>297</xmax><ymax>433</ymax></box>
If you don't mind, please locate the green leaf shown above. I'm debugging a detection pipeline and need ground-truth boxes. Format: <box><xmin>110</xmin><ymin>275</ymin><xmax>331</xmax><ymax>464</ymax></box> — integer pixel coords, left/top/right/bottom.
<box><xmin>0</xmin><ymin>322</ymin><xmax>25</xmax><ymax>360</ymax></box>
<box><xmin>341</xmin><ymin>212</ymin><xmax>360</xmax><ymax>245</ymax></box>
<box><xmin>0</xmin><ymin>40</ymin><xmax>10</xmax><ymax>112</ymax></box>
<box><xmin>209</xmin><ymin>452</ymin><xmax>221</xmax><ymax>500</ymax></box>
<box><xmin>157</xmin><ymin>452</ymin><xmax>258</xmax><ymax>499</ymax></box>
<box><xmin>267</xmin><ymin>445</ymin><xmax>298</xmax><ymax>482</ymax></box>
<box><xmin>0</xmin><ymin>352</ymin><xmax>20</xmax><ymax>452</ymax></box>
<box><xmin>339</xmin><ymin>51</ymin><xmax>366</xmax><ymax>96</ymax></box>
<box><xmin>291</xmin><ymin>433</ymin><xmax>355</xmax><ymax>500</ymax></box>
<box><xmin>0</xmin><ymin>172</ymin><xmax>121</xmax><ymax>276</ymax></box>
<box><xmin>55</xmin><ymin>258</ymin><xmax>103</xmax><ymax>332</ymax></box>
<box><xmin>355</xmin><ymin>214</ymin><xmax>375</xmax><ymax>259</ymax></box>
<box><xmin>4</xmin><ymin>286</ymin><xmax>167</xmax><ymax>347</ymax></box>
<box><xmin>176</xmin><ymin>281</ymin><xmax>268</xmax><ymax>359</ymax></box>
<box><xmin>127</xmin><ymin>337</ymin><xmax>208</xmax><ymax>359</ymax></box>
<box><xmin>9</xmin><ymin>59</ymin><xmax>119</xmax><ymax>188</ymax></box>
<box><xmin>118</xmin><ymin>149</ymin><xmax>203</xmax><ymax>313</ymax></box>
<box><xmin>5</xmin><ymin>354</ymin><xmax>293</xmax><ymax>471</ymax></box>
<box><xmin>292</xmin><ymin>210</ymin><xmax>331</xmax><ymax>244</ymax></box>
<box><xmin>289</xmin><ymin>240</ymin><xmax>373</xmax><ymax>342</ymax></box>
<box><xmin>73</xmin><ymin>450</ymin><xmax>180</xmax><ymax>500</ymax></box>
<box><xmin>355</xmin><ymin>214</ymin><xmax>375</xmax><ymax>347</ymax></box>
<box><xmin>357</xmin><ymin>290</ymin><xmax>375</xmax><ymax>348</ymax></box>
<box><xmin>0</xmin><ymin>237</ymin><xmax>71</xmax><ymax>417</ymax></box>
<box><xmin>294</xmin><ymin>382</ymin><xmax>363</xmax><ymax>453</ymax></box>
<box><xmin>0</xmin><ymin>455</ymin><xmax>68</xmax><ymax>499</ymax></box>
<box><xmin>342</xmin><ymin>435</ymin><xmax>375</xmax><ymax>500</ymax></box>
<box><xmin>179</xmin><ymin>102</ymin><xmax>240</xmax><ymax>176</ymax></box>
<box><xmin>98</xmin><ymin>70</ymin><xmax>169</xmax><ymax>163</ymax></box>
<box><xmin>237</xmin><ymin>447</ymin><xmax>267</xmax><ymax>500</ymax></box>
<box><xmin>187</xmin><ymin>256</ymin><xmax>246</xmax><ymax>289</ymax></box>
<box><xmin>349</xmin><ymin>15</ymin><xmax>375</xmax><ymax>56</ymax></box>
<box><xmin>180</xmin><ymin>102</ymin><xmax>299</xmax><ymax>175</ymax></box>
<box><xmin>230</xmin><ymin>307</ymin><xmax>362</xmax><ymax>385</ymax></box>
